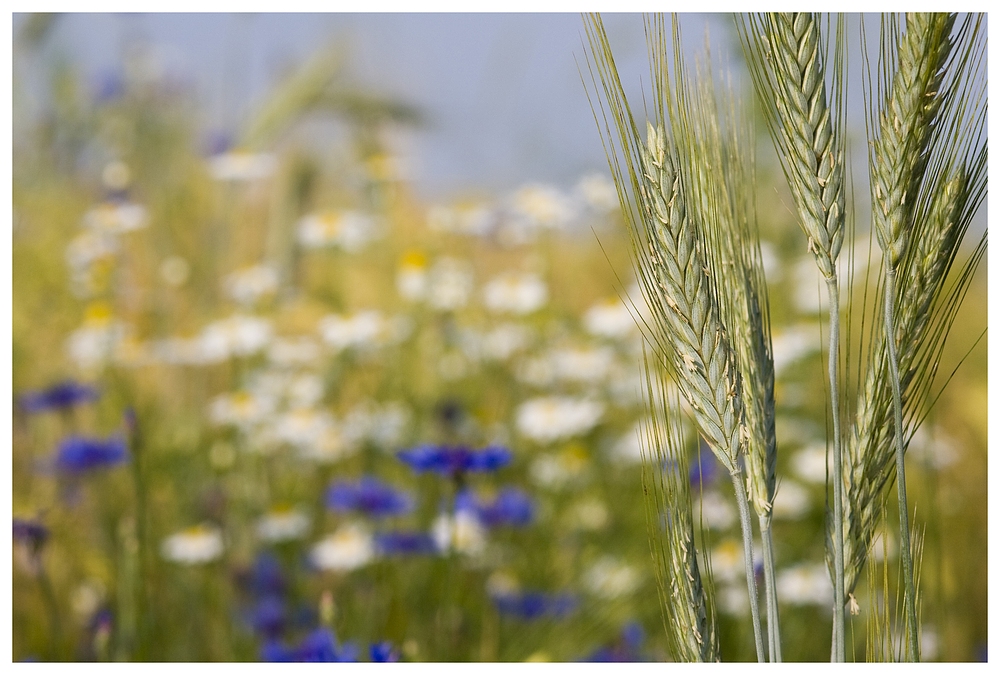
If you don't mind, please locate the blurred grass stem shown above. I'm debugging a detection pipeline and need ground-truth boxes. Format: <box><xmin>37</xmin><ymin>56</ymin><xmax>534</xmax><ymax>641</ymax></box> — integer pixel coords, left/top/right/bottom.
<box><xmin>883</xmin><ymin>266</ymin><xmax>918</xmax><ymax>659</ymax></box>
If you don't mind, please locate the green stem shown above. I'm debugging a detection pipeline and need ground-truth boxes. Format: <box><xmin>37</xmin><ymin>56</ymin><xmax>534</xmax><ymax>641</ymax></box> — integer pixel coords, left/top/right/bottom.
<box><xmin>883</xmin><ymin>265</ymin><xmax>920</xmax><ymax>661</ymax></box>
<box><xmin>826</xmin><ymin>276</ymin><xmax>846</xmax><ymax>662</ymax></box>
<box><xmin>36</xmin><ymin>563</ymin><xmax>63</xmax><ymax>660</ymax></box>
<box><xmin>759</xmin><ymin>516</ymin><xmax>782</xmax><ymax>661</ymax></box>
<box><xmin>730</xmin><ymin>469</ymin><xmax>765</xmax><ymax>662</ymax></box>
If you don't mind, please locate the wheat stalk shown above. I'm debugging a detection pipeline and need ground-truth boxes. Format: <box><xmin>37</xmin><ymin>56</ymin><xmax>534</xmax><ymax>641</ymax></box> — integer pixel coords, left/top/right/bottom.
<box><xmin>738</xmin><ymin>12</ymin><xmax>849</xmax><ymax>660</ymax></box>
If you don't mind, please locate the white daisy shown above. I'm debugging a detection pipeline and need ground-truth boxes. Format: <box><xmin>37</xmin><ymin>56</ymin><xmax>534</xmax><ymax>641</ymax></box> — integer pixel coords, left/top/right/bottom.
<box><xmin>206</xmin><ymin>150</ymin><xmax>276</xmax><ymax>182</ymax></box>
<box><xmin>482</xmin><ymin>271</ymin><xmax>548</xmax><ymax>315</ymax></box>
<box><xmin>161</xmin><ymin>524</ymin><xmax>224</xmax><ymax>564</ymax></box>
<box><xmin>223</xmin><ymin>264</ymin><xmax>279</xmax><ymax>306</ymax></box>
<box><xmin>256</xmin><ymin>506</ymin><xmax>311</xmax><ymax>543</ymax></box>
<box><xmin>515</xmin><ymin>396</ymin><xmax>604</xmax><ymax>444</ymax></box>
<box><xmin>311</xmin><ymin>524</ymin><xmax>375</xmax><ymax>572</ymax></box>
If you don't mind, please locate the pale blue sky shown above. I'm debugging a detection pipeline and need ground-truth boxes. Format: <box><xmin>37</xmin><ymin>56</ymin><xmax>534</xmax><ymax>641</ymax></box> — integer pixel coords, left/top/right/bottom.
<box><xmin>19</xmin><ymin>13</ymin><xmax>738</xmax><ymax>198</ymax></box>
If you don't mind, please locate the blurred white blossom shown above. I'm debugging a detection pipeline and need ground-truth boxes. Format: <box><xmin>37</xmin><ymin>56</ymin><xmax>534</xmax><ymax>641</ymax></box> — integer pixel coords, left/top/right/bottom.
<box><xmin>516</xmin><ymin>396</ymin><xmax>604</xmax><ymax>444</ymax></box>
<box><xmin>161</xmin><ymin>524</ymin><xmax>224</xmax><ymax>565</ymax></box>
<box><xmin>311</xmin><ymin>524</ymin><xmax>375</xmax><ymax>572</ymax></box>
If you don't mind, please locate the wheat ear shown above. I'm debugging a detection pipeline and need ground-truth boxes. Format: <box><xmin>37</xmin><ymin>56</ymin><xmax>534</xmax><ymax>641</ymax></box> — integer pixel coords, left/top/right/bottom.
<box><xmin>582</xmin><ymin>14</ymin><xmax>765</xmax><ymax>660</ymax></box>
<box><xmin>679</xmin><ymin>55</ymin><xmax>780</xmax><ymax>661</ymax></box>
<box><xmin>843</xmin><ymin>4</ymin><xmax>986</xmax><ymax>614</ymax></box>
<box><xmin>867</xmin><ymin>12</ymin><xmax>955</xmax><ymax>660</ymax></box>
<box><xmin>739</xmin><ymin>12</ymin><xmax>848</xmax><ymax>660</ymax></box>
<box><xmin>640</xmin><ymin>354</ymin><xmax>719</xmax><ymax>662</ymax></box>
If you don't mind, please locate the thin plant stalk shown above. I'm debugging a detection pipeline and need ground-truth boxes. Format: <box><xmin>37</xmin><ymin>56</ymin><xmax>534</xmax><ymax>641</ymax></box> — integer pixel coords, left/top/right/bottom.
<box><xmin>738</xmin><ymin>13</ymin><xmax>849</xmax><ymax>659</ymax></box>
<box><xmin>759</xmin><ymin>517</ymin><xmax>781</xmax><ymax>661</ymax></box>
<box><xmin>826</xmin><ymin>276</ymin><xmax>846</xmax><ymax>661</ymax></box>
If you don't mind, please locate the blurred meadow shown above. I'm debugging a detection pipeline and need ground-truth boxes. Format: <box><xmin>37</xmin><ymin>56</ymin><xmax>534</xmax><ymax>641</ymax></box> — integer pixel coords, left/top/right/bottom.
<box><xmin>10</xmin><ymin>12</ymin><xmax>987</xmax><ymax>662</ymax></box>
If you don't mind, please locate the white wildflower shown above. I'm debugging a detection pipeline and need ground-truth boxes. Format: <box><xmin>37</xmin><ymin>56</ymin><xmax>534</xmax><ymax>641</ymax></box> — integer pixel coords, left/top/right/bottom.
<box><xmin>426</xmin><ymin>203</ymin><xmax>494</xmax><ymax>237</ymax></box>
<box><xmin>432</xmin><ymin>511</ymin><xmax>486</xmax><ymax>556</ymax></box>
<box><xmin>159</xmin><ymin>256</ymin><xmax>190</xmax><ymax>287</ymax></box>
<box><xmin>529</xmin><ymin>446</ymin><xmax>591</xmax><ymax>490</ymax></box>
<box><xmin>426</xmin><ymin>258</ymin><xmax>473</xmax><ymax>311</ymax></box>
<box><xmin>396</xmin><ymin>251</ymin><xmax>429</xmax><ymax>300</ymax></box>
<box><xmin>480</xmin><ymin>323</ymin><xmax>533</xmax><ymax>361</ymax></box>
<box><xmin>584</xmin><ymin>299</ymin><xmax>637</xmax><ymax>340</ymax></box>
<box><xmin>791</xmin><ymin>444</ymin><xmax>833</xmax><ymax>484</ymax></box>
<box><xmin>257</xmin><ymin>506</ymin><xmax>311</xmax><ymax>543</ymax></box>
<box><xmin>311</xmin><ymin>524</ymin><xmax>375</xmax><ymax>572</ymax></box>
<box><xmin>209</xmin><ymin>391</ymin><xmax>276</xmax><ymax>428</ymax></box>
<box><xmin>270</xmin><ymin>409</ymin><xmax>335</xmax><ymax>449</ymax></box>
<box><xmin>508</xmin><ymin>184</ymin><xmax>578</xmax><ymax>231</ymax></box>
<box><xmin>267</xmin><ymin>336</ymin><xmax>321</xmax><ymax>367</ymax></box>
<box><xmin>699</xmin><ymin>490</ymin><xmax>736</xmax><ymax>530</ymax></box>
<box><xmin>223</xmin><ymin>264</ymin><xmax>279</xmax><ymax>306</ymax></box>
<box><xmin>575</xmin><ymin>173</ymin><xmax>618</xmax><ymax>214</ymax></box>
<box><xmin>584</xmin><ymin>557</ymin><xmax>641</xmax><ymax>599</ymax></box>
<box><xmin>771</xmin><ymin>324</ymin><xmax>821</xmax><ymax>376</ymax></box>
<box><xmin>565</xmin><ymin>498</ymin><xmax>609</xmax><ymax>531</ymax></box>
<box><xmin>777</xmin><ymin>563</ymin><xmax>834</xmax><ymax>606</ymax></box>
<box><xmin>549</xmin><ymin>346</ymin><xmax>616</xmax><ymax>384</ymax></box>
<box><xmin>207</xmin><ymin>150</ymin><xmax>276</xmax><ymax>182</ymax></box>
<box><xmin>198</xmin><ymin>314</ymin><xmax>273</xmax><ymax>362</ymax></box>
<box><xmin>297</xmin><ymin>210</ymin><xmax>380</xmax><ymax>252</ymax></box>
<box><xmin>516</xmin><ymin>396</ymin><xmax>604</xmax><ymax>444</ymax></box>
<box><xmin>319</xmin><ymin>311</ymin><xmax>391</xmax><ymax>353</ymax></box>
<box><xmin>772</xmin><ymin>480</ymin><xmax>812</xmax><ymax>520</ymax></box>
<box><xmin>82</xmin><ymin>202</ymin><xmax>147</xmax><ymax>234</ymax></box>
<box><xmin>482</xmin><ymin>271</ymin><xmax>548</xmax><ymax>315</ymax></box>
<box><xmin>161</xmin><ymin>524</ymin><xmax>224</xmax><ymax>564</ymax></box>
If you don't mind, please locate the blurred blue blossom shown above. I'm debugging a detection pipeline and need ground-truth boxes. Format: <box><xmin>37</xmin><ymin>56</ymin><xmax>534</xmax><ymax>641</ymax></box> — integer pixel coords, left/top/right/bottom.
<box><xmin>19</xmin><ymin>380</ymin><xmax>99</xmax><ymax>413</ymax></box>
<box><xmin>397</xmin><ymin>444</ymin><xmax>511</xmax><ymax>477</ymax></box>
<box><xmin>236</xmin><ymin>552</ymin><xmax>287</xmax><ymax>597</ymax></box>
<box><xmin>688</xmin><ymin>446</ymin><xmax>721</xmax><ymax>487</ymax></box>
<box><xmin>326</xmin><ymin>477</ymin><xmax>413</xmax><ymax>519</ymax></box>
<box><xmin>93</xmin><ymin>69</ymin><xmax>125</xmax><ymax>103</ymax></box>
<box><xmin>12</xmin><ymin>517</ymin><xmax>49</xmax><ymax>553</ymax></box>
<box><xmin>370</xmin><ymin>641</ymin><xmax>400</xmax><ymax>662</ymax></box>
<box><xmin>295</xmin><ymin>628</ymin><xmax>358</xmax><ymax>662</ymax></box>
<box><xmin>53</xmin><ymin>435</ymin><xmax>128</xmax><ymax>474</ymax></box>
<box><xmin>584</xmin><ymin>621</ymin><xmax>647</xmax><ymax>662</ymax></box>
<box><xmin>491</xmin><ymin>590</ymin><xmax>576</xmax><ymax>620</ymax></box>
<box><xmin>456</xmin><ymin>487</ymin><xmax>534</xmax><ymax>528</ymax></box>
<box><xmin>248</xmin><ymin>596</ymin><xmax>287</xmax><ymax>638</ymax></box>
<box><xmin>373</xmin><ymin>531</ymin><xmax>438</xmax><ymax>556</ymax></box>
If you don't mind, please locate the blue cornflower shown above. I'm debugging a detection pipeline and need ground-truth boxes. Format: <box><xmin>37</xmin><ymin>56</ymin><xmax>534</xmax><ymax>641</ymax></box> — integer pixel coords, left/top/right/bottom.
<box><xmin>237</xmin><ymin>552</ymin><xmax>287</xmax><ymax>597</ymax></box>
<box><xmin>373</xmin><ymin>531</ymin><xmax>438</xmax><ymax>556</ymax></box>
<box><xmin>260</xmin><ymin>639</ymin><xmax>295</xmax><ymax>662</ymax></box>
<box><xmin>585</xmin><ymin>621</ymin><xmax>648</xmax><ymax>662</ymax></box>
<box><xmin>204</xmin><ymin>130</ymin><xmax>233</xmax><ymax>157</ymax></box>
<box><xmin>491</xmin><ymin>591</ymin><xmax>577</xmax><ymax>620</ymax></box>
<box><xmin>93</xmin><ymin>69</ymin><xmax>125</xmax><ymax>103</ymax></box>
<box><xmin>294</xmin><ymin>628</ymin><xmax>358</xmax><ymax>662</ymax></box>
<box><xmin>397</xmin><ymin>444</ymin><xmax>511</xmax><ymax>477</ymax></box>
<box><xmin>20</xmin><ymin>380</ymin><xmax>99</xmax><ymax>414</ymax></box>
<box><xmin>688</xmin><ymin>445</ymin><xmax>720</xmax><ymax>487</ymax></box>
<box><xmin>325</xmin><ymin>477</ymin><xmax>413</xmax><ymax>519</ymax></box>
<box><xmin>248</xmin><ymin>596</ymin><xmax>287</xmax><ymax>638</ymax></box>
<box><xmin>13</xmin><ymin>518</ymin><xmax>49</xmax><ymax>553</ymax></box>
<box><xmin>456</xmin><ymin>488</ymin><xmax>534</xmax><ymax>528</ymax></box>
<box><xmin>53</xmin><ymin>435</ymin><xmax>128</xmax><ymax>474</ymax></box>
<box><xmin>370</xmin><ymin>641</ymin><xmax>400</xmax><ymax>662</ymax></box>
